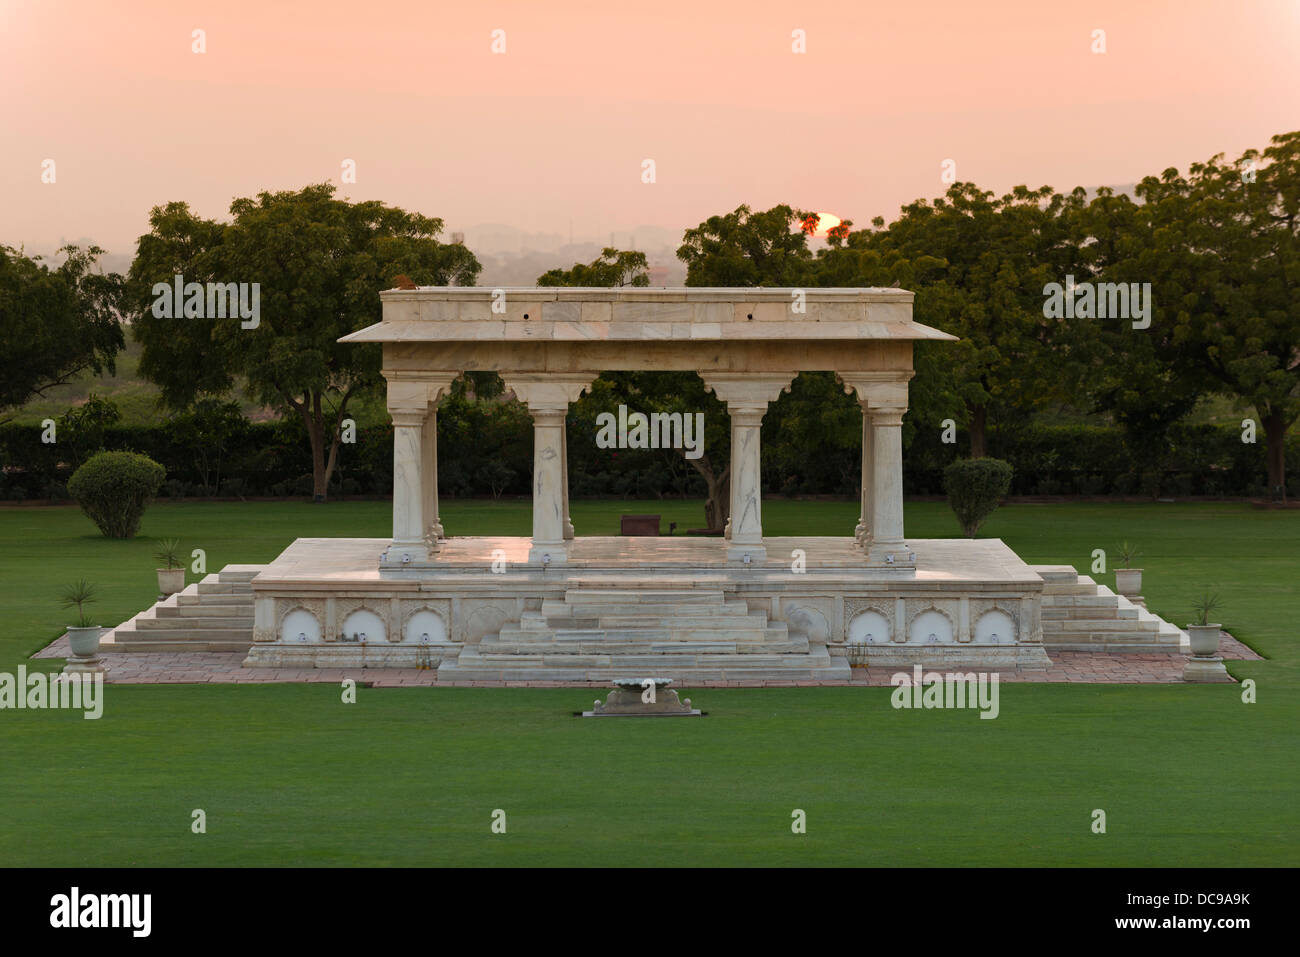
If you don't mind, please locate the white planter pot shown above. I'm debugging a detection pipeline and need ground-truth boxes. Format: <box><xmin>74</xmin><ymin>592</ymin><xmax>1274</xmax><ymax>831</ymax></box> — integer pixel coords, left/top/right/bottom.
<box><xmin>67</xmin><ymin>625</ymin><xmax>102</xmax><ymax>658</ymax></box>
<box><xmin>1187</xmin><ymin>623</ymin><xmax>1221</xmax><ymax>657</ymax></box>
<box><xmin>1115</xmin><ymin>568</ymin><xmax>1143</xmax><ymax>596</ymax></box>
<box><xmin>157</xmin><ymin>567</ymin><xmax>185</xmax><ymax>595</ymax></box>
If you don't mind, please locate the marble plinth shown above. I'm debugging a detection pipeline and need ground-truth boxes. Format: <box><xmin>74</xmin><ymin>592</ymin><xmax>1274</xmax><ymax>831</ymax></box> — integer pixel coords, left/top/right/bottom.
<box><xmin>241</xmin><ymin>535</ymin><xmax>1058</xmax><ymax>677</ymax></box>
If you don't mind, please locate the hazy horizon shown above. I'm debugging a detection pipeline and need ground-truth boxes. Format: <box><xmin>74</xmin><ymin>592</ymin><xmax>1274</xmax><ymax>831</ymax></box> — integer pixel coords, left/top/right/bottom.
<box><xmin>5</xmin><ymin>0</ymin><xmax>1298</xmax><ymax>258</ymax></box>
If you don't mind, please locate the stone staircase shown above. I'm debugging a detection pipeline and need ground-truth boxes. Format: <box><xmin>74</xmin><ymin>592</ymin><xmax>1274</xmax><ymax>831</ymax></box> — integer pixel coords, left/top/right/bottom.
<box><xmin>439</xmin><ymin>583</ymin><xmax>850</xmax><ymax>681</ymax></box>
<box><xmin>1033</xmin><ymin>566</ymin><xmax>1187</xmax><ymax>653</ymax></box>
<box><xmin>101</xmin><ymin>565</ymin><xmax>259</xmax><ymax>654</ymax></box>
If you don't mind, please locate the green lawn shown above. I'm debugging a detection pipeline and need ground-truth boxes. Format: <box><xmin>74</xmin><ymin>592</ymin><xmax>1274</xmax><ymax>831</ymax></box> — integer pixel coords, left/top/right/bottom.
<box><xmin>1</xmin><ymin>499</ymin><xmax>1297</xmax><ymax>866</ymax></box>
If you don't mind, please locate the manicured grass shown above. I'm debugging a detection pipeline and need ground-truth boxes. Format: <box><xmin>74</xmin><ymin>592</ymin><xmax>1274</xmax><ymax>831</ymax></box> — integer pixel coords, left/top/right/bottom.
<box><xmin>1</xmin><ymin>499</ymin><xmax>1297</xmax><ymax>866</ymax></box>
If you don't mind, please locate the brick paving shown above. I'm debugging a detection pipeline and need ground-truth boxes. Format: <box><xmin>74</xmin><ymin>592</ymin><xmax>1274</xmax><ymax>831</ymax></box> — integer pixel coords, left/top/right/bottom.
<box><xmin>31</xmin><ymin>630</ymin><xmax>1259</xmax><ymax>687</ymax></box>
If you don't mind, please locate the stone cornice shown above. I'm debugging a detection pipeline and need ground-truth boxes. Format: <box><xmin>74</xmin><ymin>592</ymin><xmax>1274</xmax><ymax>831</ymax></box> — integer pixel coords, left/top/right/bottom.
<box><xmin>343</xmin><ymin>286</ymin><xmax>957</xmax><ymax>345</ymax></box>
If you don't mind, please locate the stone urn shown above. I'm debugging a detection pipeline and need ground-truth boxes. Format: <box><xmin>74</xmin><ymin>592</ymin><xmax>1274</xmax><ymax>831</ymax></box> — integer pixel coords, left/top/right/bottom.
<box><xmin>64</xmin><ymin>624</ymin><xmax>106</xmax><ymax>674</ymax></box>
<box><xmin>67</xmin><ymin>625</ymin><xmax>102</xmax><ymax>658</ymax></box>
<box><xmin>1186</xmin><ymin>623</ymin><xmax>1221</xmax><ymax>657</ymax></box>
<box><xmin>1114</xmin><ymin>568</ymin><xmax>1143</xmax><ymax>597</ymax></box>
<box><xmin>157</xmin><ymin>567</ymin><xmax>185</xmax><ymax>596</ymax></box>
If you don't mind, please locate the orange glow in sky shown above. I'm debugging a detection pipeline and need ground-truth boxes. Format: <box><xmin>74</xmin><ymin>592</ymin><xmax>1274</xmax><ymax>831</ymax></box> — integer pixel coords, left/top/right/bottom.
<box><xmin>2</xmin><ymin>0</ymin><xmax>1298</xmax><ymax>253</ymax></box>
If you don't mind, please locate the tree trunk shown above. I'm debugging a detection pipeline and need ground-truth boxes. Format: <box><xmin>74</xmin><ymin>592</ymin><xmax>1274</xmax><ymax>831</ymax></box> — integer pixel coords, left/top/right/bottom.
<box><xmin>969</xmin><ymin>404</ymin><xmax>987</xmax><ymax>459</ymax></box>
<box><xmin>303</xmin><ymin>403</ymin><xmax>328</xmax><ymax>502</ymax></box>
<box><xmin>1263</xmin><ymin>408</ymin><xmax>1288</xmax><ymax>503</ymax></box>
<box><xmin>688</xmin><ymin>453</ymin><xmax>730</xmax><ymax>532</ymax></box>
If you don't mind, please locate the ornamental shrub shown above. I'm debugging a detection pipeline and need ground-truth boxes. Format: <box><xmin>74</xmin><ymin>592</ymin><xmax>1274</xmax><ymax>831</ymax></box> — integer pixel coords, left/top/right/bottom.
<box><xmin>944</xmin><ymin>457</ymin><xmax>1013</xmax><ymax>538</ymax></box>
<box><xmin>67</xmin><ymin>450</ymin><xmax>165</xmax><ymax>538</ymax></box>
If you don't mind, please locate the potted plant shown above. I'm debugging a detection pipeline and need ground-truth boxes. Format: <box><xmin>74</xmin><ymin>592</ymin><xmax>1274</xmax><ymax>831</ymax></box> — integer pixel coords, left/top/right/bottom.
<box><xmin>155</xmin><ymin>538</ymin><xmax>185</xmax><ymax>596</ymax></box>
<box><xmin>61</xmin><ymin>579</ymin><xmax>101</xmax><ymax>658</ymax></box>
<box><xmin>1187</xmin><ymin>588</ymin><xmax>1222</xmax><ymax>657</ymax></box>
<box><xmin>1114</xmin><ymin>541</ymin><xmax>1142</xmax><ymax>596</ymax></box>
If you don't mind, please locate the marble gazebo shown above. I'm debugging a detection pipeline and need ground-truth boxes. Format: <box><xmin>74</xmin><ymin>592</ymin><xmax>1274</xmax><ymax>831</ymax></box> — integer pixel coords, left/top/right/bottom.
<box><xmin>221</xmin><ymin>286</ymin><xmax>1186</xmax><ymax>680</ymax></box>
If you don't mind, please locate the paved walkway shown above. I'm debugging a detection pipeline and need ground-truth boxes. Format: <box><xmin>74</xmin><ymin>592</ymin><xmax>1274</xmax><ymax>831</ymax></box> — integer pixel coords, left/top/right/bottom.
<box><xmin>33</xmin><ymin>632</ymin><xmax>1258</xmax><ymax>687</ymax></box>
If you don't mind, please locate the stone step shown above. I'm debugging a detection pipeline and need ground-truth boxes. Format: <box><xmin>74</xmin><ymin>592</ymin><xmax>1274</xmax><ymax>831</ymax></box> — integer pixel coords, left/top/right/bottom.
<box><xmin>216</xmin><ymin>565</ymin><xmax>263</xmax><ymax>583</ymax></box>
<box><xmin>580</xmin><ymin>611</ymin><xmax>766</xmax><ymax>628</ymax></box>
<box><xmin>135</xmin><ymin>614</ymin><xmax>252</xmax><ymax>631</ymax></box>
<box><xmin>477</xmin><ymin>637</ymin><xmax>812</xmax><ymax>656</ymax></box>
<box><xmin>439</xmin><ymin>652</ymin><xmax>850</xmax><ymax>682</ymax></box>
<box><xmin>563</xmin><ymin>589</ymin><xmax>729</xmax><ymax>605</ymax></box>
<box><xmin>1032</xmin><ymin>565</ymin><xmax>1079</xmax><ymax>584</ymax></box>
<box><xmin>196</xmin><ymin>580</ymin><xmax>241</xmax><ymax>595</ymax></box>
<box><xmin>495</xmin><ymin>623</ymin><xmax>789</xmax><ymax>643</ymax></box>
<box><xmin>1042</xmin><ymin>618</ymin><xmax>1162</xmax><ymax>633</ymax></box>
<box><xmin>541</xmin><ymin>600</ymin><xmax>749</xmax><ymax>618</ymax></box>
<box><xmin>104</xmin><ymin>638</ymin><xmax>252</xmax><ymax>653</ymax></box>
<box><xmin>176</xmin><ymin>602</ymin><xmax>254</xmax><ymax>618</ymax></box>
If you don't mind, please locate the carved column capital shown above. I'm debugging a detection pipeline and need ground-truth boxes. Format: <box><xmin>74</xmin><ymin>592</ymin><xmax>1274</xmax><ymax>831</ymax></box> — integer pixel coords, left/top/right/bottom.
<box><xmin>699</xmin><ymin>372</ymin><xmax>795</xmax><ymax>415</ymax></box>
<box><xmin>385</xmin><ymin>372</ymin><xmax>459</xmax><ymax>415</ymax></box>
<box><xmin>504</xmin><ymin>373</ymin><xmax>595</xmax><ymax>413</ymax></box>
<box><xmin>837</xmin><ymin>371</ymin><xmax>913</xmax><ymax>411</ymax></box>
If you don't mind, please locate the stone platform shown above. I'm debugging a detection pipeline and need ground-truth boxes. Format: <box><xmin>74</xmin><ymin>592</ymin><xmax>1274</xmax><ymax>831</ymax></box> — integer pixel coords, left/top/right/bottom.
<box><xmin>234</xmin><ymin>535</ymin><xmax>1059</xmax><ymax>678</ymax></box>
<box><xmin>92</xmin><ymin>535</ymin><xmax>1195</xmax><ymax>683</ymax></box>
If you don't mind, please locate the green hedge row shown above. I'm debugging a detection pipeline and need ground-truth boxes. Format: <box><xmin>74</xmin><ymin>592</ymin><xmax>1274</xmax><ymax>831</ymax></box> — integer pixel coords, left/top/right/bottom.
<box><xmin>0</xmin><ymin>407</ymin><xmax>1291</xmax><ymax>501</ymax></box>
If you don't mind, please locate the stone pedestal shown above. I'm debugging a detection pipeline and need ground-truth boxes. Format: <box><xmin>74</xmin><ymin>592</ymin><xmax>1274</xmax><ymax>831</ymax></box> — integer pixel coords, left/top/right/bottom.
<box><xmin>583</xmin><ymin>679</ymin><xmax>701</xmax><ymax>717</ymax></box>
<box><xmin>1183</xmin><ymin>656</ymin><xmax>1231</xmax><ymax>682</ymax></box>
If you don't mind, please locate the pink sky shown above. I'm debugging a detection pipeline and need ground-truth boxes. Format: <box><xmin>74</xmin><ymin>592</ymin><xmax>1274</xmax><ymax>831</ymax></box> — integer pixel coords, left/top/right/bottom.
<box><xmin>3</xmin><ymin>0</ymin><xmax>1298</xmax><ymax>254</ymax></box>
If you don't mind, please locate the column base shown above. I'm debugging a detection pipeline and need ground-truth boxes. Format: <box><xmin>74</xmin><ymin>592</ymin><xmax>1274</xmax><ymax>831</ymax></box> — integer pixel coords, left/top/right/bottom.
<box><xmin>864</xmin><ymin>541</ymin><xmax>917</xmax><ymax>574</ymax></box>
<box><xmin>528</xmin><ymin>542</ymin><xmax>570</xmax><ymax>564</ymax></box>
<box><xmin>726</xmin><ymin>543</ymin><xmax>767</xmax><ymax>564</ymax></box>
<box><xmin>381</xmin><ymin>542</ymin><xmax>435</xmax><ymax>568</ymax></box>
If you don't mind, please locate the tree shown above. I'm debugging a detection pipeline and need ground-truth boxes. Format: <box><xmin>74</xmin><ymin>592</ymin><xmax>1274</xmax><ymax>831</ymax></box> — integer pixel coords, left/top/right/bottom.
<box><xmin>57</xmin><ymin>395</ymin><xmax>122</xmax><ymax>469</ymax></box>
<box><xmin>128</xmin><ymin>184</ymin><xmax>480</xmax><ymax>500</ymax></box>
<box><xmin>1061</xmin><ymin>188</ymin><xmax>1205</xmax><ymax>496</ymax></box>
<box><xmin>1122</xmin><ymin>133</ymin><xmax>1300</xmax><ymax>500</ymax></box>
<box><xmin>537</xmin><ymin>248</ymin><xmax>649</xmax><ymax>287</ymax></box>
<box><xmin>822</xmin><ymin>184</ymin><xmax>1076</xmax><ymax>457</ymax></box>
<box><xmin>0</xmin><ymin>245</ymin><xmax>124</xmax><ymax>420</ymax></box>
<box><xmin>677</xmin><ymin>204</ymin><xmax>816</xmax><ymax>286</ymax></box>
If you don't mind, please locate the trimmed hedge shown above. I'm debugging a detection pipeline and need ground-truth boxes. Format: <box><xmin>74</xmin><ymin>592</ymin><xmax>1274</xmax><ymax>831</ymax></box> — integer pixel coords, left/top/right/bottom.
<box><xmin>944</xmin><ymin>457</ymin><xmax>1013</xmax><ymax>537</ymax></box>
<box><xmin>0</xmin><ymin>412</ymin><xmax>1293</xmax><ymax>502</ymax></box>
<box><xmin>67</xmin><ymin>450</ymin><xmax>166</xmax><ymax>538</ymax></box>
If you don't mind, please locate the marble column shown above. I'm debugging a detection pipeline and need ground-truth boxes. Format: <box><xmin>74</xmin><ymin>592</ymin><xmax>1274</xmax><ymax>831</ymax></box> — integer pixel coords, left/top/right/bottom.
<box><xmin>870</xmin><ymin>407</ymin><xmax>906</xmax><ymax>553</ymax></box>
<box><xmin>422</xmin><ymin>405</ymin><xmax>444</xmax><ymax>543</ymax></box>
<box><xmin>382</xmin><ymin>373</ymin><xmax>457</xmax><ymax>568</ymax></box>
<box><xmin>854</xmin><ymin>401</ymin><xmax>873</xmax><ymax>546</ymax></box>
<box><xmin>701</xmin><ymin>373</ymin><xmax>794</xmax><ymax>563</ymax></box>
<box><xmin>506</xmin><ymin>375</ymin><xmax>594</xmax><ymax>563</ymax></box>
<box><xmin>839</xmin><ymin>372</ymin><xmax>914</xmax><ymax>568</ymax></box>
<box><xmin>389</xmin><ymin>409</ymin><xmax>428</xmax><ymax>564</ymax></box>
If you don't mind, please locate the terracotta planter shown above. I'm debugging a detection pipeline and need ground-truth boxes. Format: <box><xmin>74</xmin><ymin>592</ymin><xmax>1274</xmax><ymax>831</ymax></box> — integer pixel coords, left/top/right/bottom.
<box><xmin>1187</xmin><ymin>623</ymin><xmax>1221</xmax><ymax>657</ymax></box>
<box><xmin>157</xmin><ymin>567</ymin><xmax>185</xmax><ymax>595</ymax></box>
<box><xmin>1114</xmin><ymin>568</ymin><xmax>1143</xmax><ymax>596</ymax></box>
<box><xmin>67</xmin><ymin>625</ymin><xmax>102</xmax><ymax>658</ymax></box>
